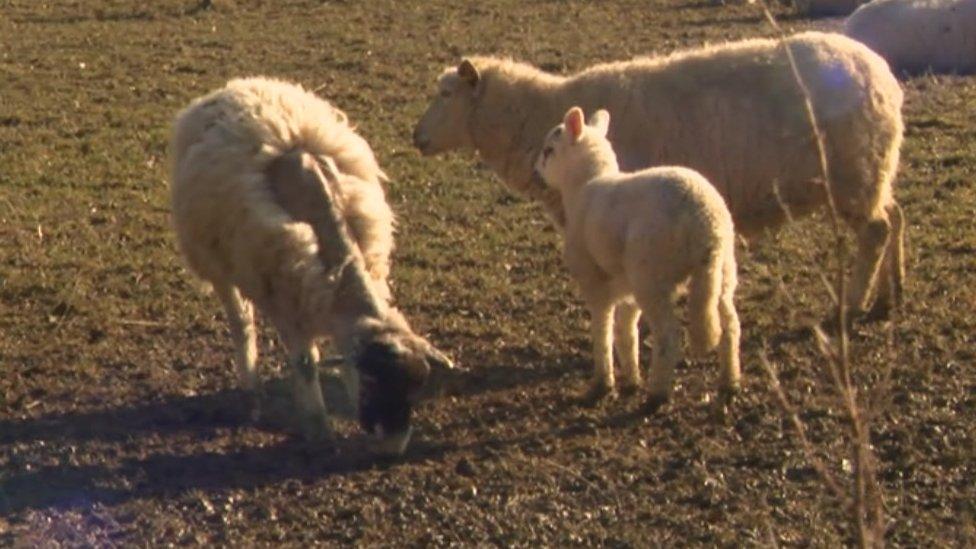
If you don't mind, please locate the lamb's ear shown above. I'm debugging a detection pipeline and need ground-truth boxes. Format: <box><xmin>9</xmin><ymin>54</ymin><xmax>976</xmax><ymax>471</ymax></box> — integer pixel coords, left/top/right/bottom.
<box><xmin>564</xmin><ymin>107</ymin><xmax>585</xmax><ymax>143</ymax></box>
<box><xmin>457</xmin><ymin>59</ymin><xmax>480</xmax><ymax>87</ymax></box>
<box><xmin>588</xmin><ymin>109</ymin><xmax>610</xmax><ymax>137</ymax></box>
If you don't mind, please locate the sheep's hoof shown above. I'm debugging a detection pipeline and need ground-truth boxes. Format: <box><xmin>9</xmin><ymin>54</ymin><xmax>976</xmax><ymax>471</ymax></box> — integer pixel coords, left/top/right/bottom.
<box><xmin>579</xmin><ymin>380</ymin><xmax>614</xmax><ymax>407</ymax></box>
<box><xmin>640</xmin><ymin>392</ymin><xmax>669</xmax><ymax>415</ymax></box>
<box><xmin>864</xmin><ymin>300</ymin><xmax>892</xmax><ymax>323</ymax></box>
<box><xmin>247</xmin><ymin>398</ymin><xmax>263</xmax><ymax>424</ymax></box>
<box><xmin>298</xmin><ymin>414</ymin><xmax>335</xmax><ymax>444</ymax></box>
<box><xmin>819</xmin><ymin>310</ymin><xmax>858</xmax><ymax>335</ymax></box>
<box><xmin>617</xmin><ymin>377</ymin><xmax>642</xmax><ymax>397</ymax></box>
<box><xmin>711</xmin><ymin>387</ymin><xmax>739</xmax><ymax>424</ymax></box>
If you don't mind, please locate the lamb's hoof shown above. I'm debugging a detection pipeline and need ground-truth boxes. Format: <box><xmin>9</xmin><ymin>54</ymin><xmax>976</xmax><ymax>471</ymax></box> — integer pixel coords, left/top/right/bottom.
<box><xmin>617</xmin><ymin>377</ymin><xmax>642</xmax><ymax>397</ymax></box>
<box><xmin>711</xmin><ymin>386</ymin><xmax>739</xmax><ymax>424</ymax></box>
<box><xmin>579</xmin><ymin>381</ymin><xmax>614</xmax><ymax>407</ymax></box>
<box><xmin>640</xmin><ymin>393</ymin><xmax>669</xmax><ymax>415</ymax></box>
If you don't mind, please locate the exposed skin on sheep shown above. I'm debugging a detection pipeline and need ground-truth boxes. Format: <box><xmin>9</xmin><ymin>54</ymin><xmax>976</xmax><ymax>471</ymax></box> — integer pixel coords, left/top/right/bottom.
<box><xmin>536</xmin><ymin>107</ymin><xmax>741</xmax><ymax>408</ymax></box>
<box><xmin>413</xmin><ymin>31</ymin><xmax>905</xmax><ymax>318</ymax></box>
<box><xmin>170</xmin><ymin>77</ymin><xmax>452</xmax><ymax>454</ymax></box>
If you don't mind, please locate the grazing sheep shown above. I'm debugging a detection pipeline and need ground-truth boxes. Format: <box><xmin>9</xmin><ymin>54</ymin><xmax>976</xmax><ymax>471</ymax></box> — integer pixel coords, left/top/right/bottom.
<box><xmin>844</xmin><ymin>0</ymin><xmax>976</xmax><ymax>74</ymax></box>
<box><xmin>413</xmin><ymin>31</ymin><xmax>906</xmax><ymax>319</ymax></box>
<box><xmin>171</xmin><ymin>77</ymin><xmax>452</xmax><ymax>455</ymax></box>
<box><xmin>536</xmin><ymin>107</ymin><xmax>741</xmax><ymax>408</ymax></box>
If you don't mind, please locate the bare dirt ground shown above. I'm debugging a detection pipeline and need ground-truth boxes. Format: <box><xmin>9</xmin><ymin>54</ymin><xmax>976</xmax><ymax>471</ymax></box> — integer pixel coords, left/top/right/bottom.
<box><xmin>1</xmin><ymin>0</ymin><xmax>975</xmax><ymax>545</ymax></box>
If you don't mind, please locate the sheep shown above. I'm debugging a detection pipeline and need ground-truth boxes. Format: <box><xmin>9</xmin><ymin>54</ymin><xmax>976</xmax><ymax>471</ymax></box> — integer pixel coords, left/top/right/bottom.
<box><xmin>535</xmin><ymin>106</ymin><xmax>741</xmax><ymax>408</ymax></box>
<box><xmin>844</xmin><ymin>0</ymin><xmax>976</xmax><ymax>74</ymax></box>
<box><xmin>413</xmin><ymin>31</ymin><xmax>906</xmax><ymax>321</ymax></box>
<box><xmin>170</xmin><ymin>77</ymin><xmax>452</xmax><ymax>455</ymax></box>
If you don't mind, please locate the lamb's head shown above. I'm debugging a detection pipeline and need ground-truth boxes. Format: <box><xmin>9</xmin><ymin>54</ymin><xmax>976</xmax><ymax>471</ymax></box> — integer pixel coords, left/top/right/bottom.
<box><xmin>535</xmin><ymin>106</ymin><xmax>616</xmax><ymax>190</ymax></box>
<box><xmin>413</xmin><ymin>60</ymin><xmax>482</xmax><ymax>156</ymax></box>
<box><xmin>342</xmin><ymin>312</ymin><xmax>454</xmax><ymax>456</ymax></box>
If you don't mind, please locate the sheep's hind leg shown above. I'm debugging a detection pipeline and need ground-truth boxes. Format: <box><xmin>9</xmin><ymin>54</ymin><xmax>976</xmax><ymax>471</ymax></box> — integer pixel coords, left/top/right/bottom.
<box><xmin>637</xmin><ymin>290</ymin><xmax>682</xmax><ymax>414</ymax></box>
<box><xmin>613</xmin><ymin>301</ymin><xmax>642</xmax><ymax>394</ymax></box>
<box><xmin>867</xmin><ymin>201</ymin><xmax>905</xmax><ymax>321</ymax></box>
<box><xmin>844</xmin><ymin>211</ymin><xmax>891</xmax><ymax>321</ymax></box>
<box><xmin>215</xmin><ymin>284</ymin><xmax>261</xmax><ymax>421</ymax></box>
<box><xmin>582</xmin><ymin>297</ymin><xmax>616</xmax><ymax>405</ymax></box>
<box><xmin>715</xmin><ymin>257</ymin><xmax>742</xmax><ymax>420</ymax></box>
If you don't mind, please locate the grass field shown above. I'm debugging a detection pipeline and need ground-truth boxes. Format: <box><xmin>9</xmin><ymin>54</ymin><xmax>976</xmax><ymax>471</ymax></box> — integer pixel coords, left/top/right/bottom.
<box><xmin>2</xmin><ymin>0</ymin><xmax>975</xmax><ymax>545</ymax></box>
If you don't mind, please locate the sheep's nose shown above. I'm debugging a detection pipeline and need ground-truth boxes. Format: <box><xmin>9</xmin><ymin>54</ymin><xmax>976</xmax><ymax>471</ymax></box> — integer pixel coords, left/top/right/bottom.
<box><xmin>412</xmin><ymin>129</ymin><xmax>430</xmax><ymax>152</ymax></box>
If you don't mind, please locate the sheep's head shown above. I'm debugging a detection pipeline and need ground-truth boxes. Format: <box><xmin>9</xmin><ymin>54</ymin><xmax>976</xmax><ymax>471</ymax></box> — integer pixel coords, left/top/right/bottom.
<box><xmin>342</xmin><ymin>315</ymin><xmax>454</xmax><ymax>456</ymax></box>
<box><xmin>534</xmin><ymin>106</ymin><xmax>613</xmax><ymax>190</ymax></box>
<box><xmin>413</xmin><ymin>59</ymin><xmax>481</xmax><ymax>156</ymax></box>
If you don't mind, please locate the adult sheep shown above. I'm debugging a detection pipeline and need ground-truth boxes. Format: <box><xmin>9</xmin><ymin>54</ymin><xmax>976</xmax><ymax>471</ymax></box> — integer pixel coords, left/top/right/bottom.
<box><xmin>844</xmin><ymin>0</ymin><xmax>976</xmax><ymax>74</ymax></box>
<box><xmin>413</xmin><ymin>31</ymin><xmax>905</xmax><ymax>319</ymax></box>
<box><xmin>171</xmin><ymin>77</ymin><xmax>453</xmax><ymax>455</ymax></box>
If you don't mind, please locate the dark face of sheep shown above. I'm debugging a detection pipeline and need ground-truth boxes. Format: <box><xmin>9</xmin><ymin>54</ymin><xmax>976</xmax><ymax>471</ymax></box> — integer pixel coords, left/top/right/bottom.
<box><xmin>351</xmin><ymin>335</ymin><xmax>454</xmax><ymax>456</ymax></box>
<box><xmin>413</xmin><ymin>60</ymin><xmax>480</xmax><ymax>155</ymax></box>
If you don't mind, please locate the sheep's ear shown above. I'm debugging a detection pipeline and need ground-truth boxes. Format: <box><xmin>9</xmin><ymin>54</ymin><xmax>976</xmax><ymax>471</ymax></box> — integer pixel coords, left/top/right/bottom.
<box><xmin>588</xmin><ymin>109</ymin><xmax>610</xmax><ymax>137</ymax></box>
<box><xmin>457</xmin><ymin>59</ymin><xmax>480</xmax><ymax>87</ymax></box>
<box><xmin>413</xmin><ymin>345</ymin><xmax>455</xmax><ymax>402</ymax></box>
<box><xmin>564</xmin><ymin>107</ymin><xmax>585</xmax><ymax>143</ymax></box>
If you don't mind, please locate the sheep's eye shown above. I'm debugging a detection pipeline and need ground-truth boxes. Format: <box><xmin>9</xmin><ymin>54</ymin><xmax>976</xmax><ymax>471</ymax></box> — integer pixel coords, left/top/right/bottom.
<box><xmin>542</xmin><ymin>146</ymin><xmax>554</xmax><ymax>160</ymax></box>
<box><xmin>439</xmin><ymin>89</ymin><xmax>451</xmax><ymax>98</ymax></box>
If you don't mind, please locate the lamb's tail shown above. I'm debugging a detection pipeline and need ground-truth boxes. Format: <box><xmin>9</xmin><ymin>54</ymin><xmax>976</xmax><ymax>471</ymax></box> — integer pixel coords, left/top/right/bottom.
<box><xmin>687</xmin><ymin>245</ymin><xmax>725</xmax><ymax>357</ymax></box>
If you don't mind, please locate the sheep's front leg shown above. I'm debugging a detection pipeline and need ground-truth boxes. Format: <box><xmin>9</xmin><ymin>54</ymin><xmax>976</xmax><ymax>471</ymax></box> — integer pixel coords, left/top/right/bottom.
<box><xmin>583</xmin><ymin>298</ymin><xmax>616</xmax><ymax>404</ymax></box>
<box><xmin>215</xmin><ymin>284</ymin><xmax>261</xmax><ymax>421</ymax></box>
<box><xmin>277</xmin><ymin>325</ymin><xmax>332</xmax><ymax>441</ymax></box>
<box><xmin>288</xmin><ymin>348</ymin><xmax>332</xmax><ymax>442</ymax></box>
<box><xmin>613</xmin><ymin>300</ymin><xmax>642</xmax><ymax>393</ymax></box>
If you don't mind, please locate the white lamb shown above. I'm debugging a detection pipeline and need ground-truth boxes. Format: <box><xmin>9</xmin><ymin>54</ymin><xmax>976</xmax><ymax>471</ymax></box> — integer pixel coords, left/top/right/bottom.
<box><xmin>844</xmin><ymin>0</ymin><xmax>976</xmax><ymax>74</ymax></box>
<box><xmin>535</xmin><ymin>107</ymin><xmax>741</xmax><ymax>408</ymax></box>
<box><xmin>170</xmin><ymin>77</ymin><xmax>452</xmax><ymax>455</ymax></box>
<box><xmin>413</xmin><ymin>31</ymin><xmax>905</xmax><ymax>320</ymax></box>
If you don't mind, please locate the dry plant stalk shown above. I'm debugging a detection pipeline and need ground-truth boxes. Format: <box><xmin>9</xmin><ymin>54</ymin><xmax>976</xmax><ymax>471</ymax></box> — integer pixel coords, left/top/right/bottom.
<box><xmin>757</xmin><ymin>4</ymin><xmax>887</xmax><ymax>547</ymax></box>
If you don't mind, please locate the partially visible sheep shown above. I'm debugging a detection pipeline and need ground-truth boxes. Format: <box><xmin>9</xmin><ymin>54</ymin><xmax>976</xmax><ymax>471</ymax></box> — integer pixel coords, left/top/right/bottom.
<box><xmin>844</xmin><ymin>0</ymin><xmax>976</xmax><ymax>74</ymax></box>
<box><xmin>536</xmin><ymin>107</ymin><xmax>741</xmax><ymax>409</ymax></box>
<box><xmin>170</xmin><ymin>77</ymin><xmax>452</xmax><ymax>455</ymax></box>
<box><xmin>796</xmin><ymin>0</ymin><xmax>868</xmax><ymax>16</ymax></box>
<box><xmin>413</xmin><ymin>32</ymin><xmax>906</xmax><ymax>320</ymax></box>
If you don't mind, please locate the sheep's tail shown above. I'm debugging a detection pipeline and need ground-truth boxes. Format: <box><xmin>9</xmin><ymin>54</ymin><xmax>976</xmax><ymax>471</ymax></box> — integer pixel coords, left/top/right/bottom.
<box><xmin>687</xmin><ymin>245</ymin><xmax>725</xmax><ymax>357</ymax></box>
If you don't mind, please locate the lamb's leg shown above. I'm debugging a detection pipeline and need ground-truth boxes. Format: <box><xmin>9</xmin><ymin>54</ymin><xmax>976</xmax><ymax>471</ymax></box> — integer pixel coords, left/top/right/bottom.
<box><xmin>215</xmin><ymin>284</ymin><xmax>261</xmax><ymax>420</ymax></box>
<box><xmin>613</xmin><ymin>300</ymin><xmax>642</xmax><ymax>393</ymax></box>
<box><xmin>638</xmin><ymin>291</ymin><xmax>682</xmax><ymax>414</ymax></box>
<box><xmin>846</xmin><ymin>211</ymin><xmax>892</xmax><ymax>318</ymax></box>
<box><xmin>867</xmin><ymin>201</ymin><xmax>905</xmax><ymax>321</ymax></box>
<box><xmin>583</xmin><ymin>297</ymin><xmax>616</xmax><ymax>404</ymax></box>
<box><xmin>717</xmin><ymin>256</ymin><xmax>742</xmax><ymax>404</ymax></box>
<box><xmin>276</xmin><ymin>323</ymin><xmax>331</xmax><ymax>442</ymax></box>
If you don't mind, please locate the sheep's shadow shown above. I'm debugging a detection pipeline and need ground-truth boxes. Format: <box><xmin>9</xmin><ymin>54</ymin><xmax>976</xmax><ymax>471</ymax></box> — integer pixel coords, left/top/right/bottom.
<box><xmin>0</xmin><ymin>435</ymin><xmax>442</xmax><ymax>515</ymax></box>
<box><xmin>0</xmin><ymin>374</ymin><xmax>453</xmax><ymax>515</ymax></box>
<box><xmin>447</xmin><ymin>346</ymin><xmax>584</xmax><ymax>398</ymax></box>
<box><xmin>0</xmin><ymin>350</ymin><xmax>578</xmax><ymax>515</ymax></box>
